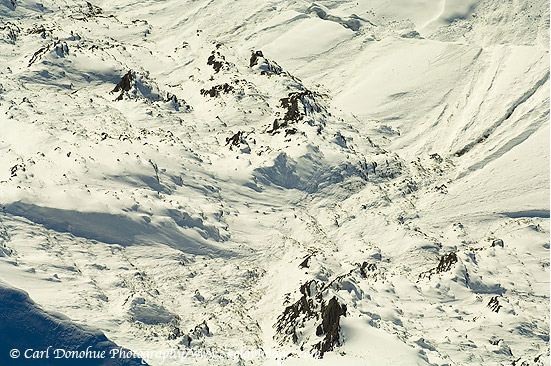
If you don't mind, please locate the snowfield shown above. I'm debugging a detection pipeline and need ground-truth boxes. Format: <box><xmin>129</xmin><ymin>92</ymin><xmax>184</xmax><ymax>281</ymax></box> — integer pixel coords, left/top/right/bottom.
<box><xmin>0</xmin><ymin>0</ymin><xmax>549</xmax><ymax>365</ymax></box>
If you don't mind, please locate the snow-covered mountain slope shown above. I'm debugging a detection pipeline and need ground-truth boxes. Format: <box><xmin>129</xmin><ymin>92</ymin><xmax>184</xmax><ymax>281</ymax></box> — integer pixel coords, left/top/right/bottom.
<box><xmin>0</xmin><ymin>281</ymin><xmax>145</xmax><ymax>365</ymax></box>
<box><xmin>0</xmin><ymin>0</ymin><xmax>549</xmax><ymax>365</ymax></box>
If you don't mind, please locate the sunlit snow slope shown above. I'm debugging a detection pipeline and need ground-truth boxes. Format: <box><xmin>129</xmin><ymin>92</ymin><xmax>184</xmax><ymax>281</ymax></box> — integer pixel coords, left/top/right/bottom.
<box><xmin>0</xmin><ymin>0</ymin><xmax>549</xmax><ymax>365</ymax></box>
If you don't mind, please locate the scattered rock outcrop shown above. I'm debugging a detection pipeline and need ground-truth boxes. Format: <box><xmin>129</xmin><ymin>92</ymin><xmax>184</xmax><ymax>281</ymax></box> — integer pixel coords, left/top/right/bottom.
<box><xmin>200</xmin><ymin>83</ymin><xmax>233</xmax><ymax>98</ymax></box>
<box><xmin>112</xmin><ymin>70</ymin><xmax>133</xmax><ymax>101</ymax></box>
<box><xmin>9</xmin><ymin>163</ymin><xmax>24</xmax><ymax>177</ymax></box>
<box><xmin>28</xmin><ymin>40</ymin><xmax>63</xmax><ymax>66</ymax></box>
<box><xmin>359</xmin><ymin>261</ymin><xmax>377</xmax><ymax>279</ymax></box>
<box><xmin>269</xmin><ymin>90</ymin><xmax>324</xmax><ymax>134</ymax></box>
<box><xmin>249</xmin><ymin>50</ymin><xmax>283</xmax><ymax>75</ymax></box>
<box><xmin>274</xmin><ymin>280</ymin><xmax>347</xmax><ymax>358</ymax></box>
<box><xmin>275</xmin><ymin>281</ymin><xmax>318</xmax><ymax>344</ymax></box>
<box><xmin>488</xmin><ymin>296</ymin><xmax>502</xmax><ymax>313</ymax></box>
<box><xmin>436</xmin><ymin>252</ymin><xmax>458</xmax><ymax>272</ymax></box>
<box><xmin>85</xmin><ymin>1</ymin><xmax>102</xmax><ymax>16</ymax></box>
<box><xmin>249</xmin><ymin>50</ymin><xmax>263</xmax><ymax>68</ymax></box>
<box><xmin>313</xmin><ymin>297</ymin><xmax>347</xmax><ymax>356</ymax></box>
<box><xmin>419</xmin><ymin>252</ymin><xmax>459</xmax><ymax>280</ymax></box>
<box><xmin>207</xmin><ymin>49</ymin><xmax>230</xmax><ymax>73</ymax></box>
<box><xmin>225</xmin><ymin>131</ymin><xmax>243</xmax><ymax>147</ymax></box>
<box><xmin>225</xmin><ymin>131</ymin><xmax>250</xmax><ymax>152</ymax></box>
<box><xmin>1</xmin><ymin>22</ymin><xmax>20</xmax><ymax>44</ymax></box>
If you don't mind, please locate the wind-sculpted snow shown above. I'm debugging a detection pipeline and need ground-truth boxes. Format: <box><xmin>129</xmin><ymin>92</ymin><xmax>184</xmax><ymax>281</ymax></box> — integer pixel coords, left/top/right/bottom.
<box><xmin>0</xmin><ymin>282</ymin><xmax>146</xmax><ymax>365</ymax></box>
<box><xmin>0</xmin><ymin>0</ymin><xmax>548</xmax><ymax>365</ymax></box>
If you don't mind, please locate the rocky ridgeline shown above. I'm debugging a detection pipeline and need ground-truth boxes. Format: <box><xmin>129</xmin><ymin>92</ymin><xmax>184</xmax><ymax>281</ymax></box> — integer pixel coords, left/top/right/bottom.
<box><xmin>110</xmin><ymin>70</ymin><xmax>189</xmax><ymax>112</ymax></box>
<box><xmin>274</xmin><ymin>279</ymin><xmax>347</xmax><ymax>358</ymax></box>
<box><xmin>274</xmin><ymin>258</ymin><xmax>385</xmax><ymax>358</ymax></box>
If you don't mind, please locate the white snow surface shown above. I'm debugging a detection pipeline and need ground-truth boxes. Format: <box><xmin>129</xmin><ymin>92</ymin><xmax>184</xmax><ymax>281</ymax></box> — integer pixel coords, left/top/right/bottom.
<box><xmin>0</xmin><ymin>0</ymin><xmax>549</xmax><ymax>365</ymax></box>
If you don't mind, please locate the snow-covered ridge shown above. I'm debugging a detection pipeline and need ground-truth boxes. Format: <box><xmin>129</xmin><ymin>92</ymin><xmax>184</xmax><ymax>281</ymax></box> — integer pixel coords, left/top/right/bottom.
<box><xmin>0</xmin><ymin>0</ymin><xmax>549</xmax><ymax>365</ymax></box>
<box><xmin>0</xmin><ymin>281</ymin><xmax>145</xmax><ymax>365</ymax></box>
